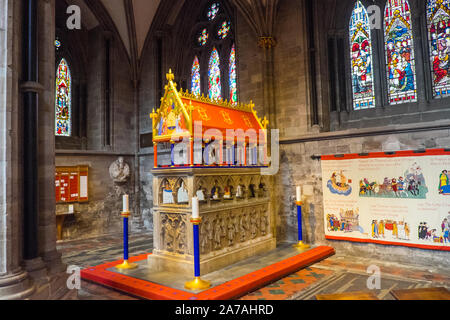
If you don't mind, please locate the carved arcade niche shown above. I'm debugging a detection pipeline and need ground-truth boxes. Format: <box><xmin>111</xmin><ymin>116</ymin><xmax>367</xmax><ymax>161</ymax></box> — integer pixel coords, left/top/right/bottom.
<box><xmin>151</xmin><ymin>168</ymin><xmax>274</xmax><ymax>274</ymax></box>
<box><xmin>159</xmin><ymin>177</ymin><xmax>190</xmax><ymax>205</ymax></box>
<box><xmin>160</xmin><ymin>213</ymin><xmax>187</xmax><ymax>254</ymax></box>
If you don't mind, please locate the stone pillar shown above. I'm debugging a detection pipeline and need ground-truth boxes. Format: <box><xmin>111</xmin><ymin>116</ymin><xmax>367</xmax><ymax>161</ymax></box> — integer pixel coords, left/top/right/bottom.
<box><xmin>36</xmin><ymin>0</ymin><xmax>65</xmax><ymax>276</ymax></box>
<box><xmin>0</xmin><ymin>0</ymin><xmax>35</xmax><ymax>300</ymax></box>
<box><xmin>258</xmin><ymin>37</ymin><xmax>277</xmax><ymax>129</ymax></box>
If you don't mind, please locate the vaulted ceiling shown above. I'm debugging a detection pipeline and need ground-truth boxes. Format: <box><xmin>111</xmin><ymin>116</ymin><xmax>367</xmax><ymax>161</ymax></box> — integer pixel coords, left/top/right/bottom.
<box><xmin>99</xmin><ymin>0</ymin><xmax>160</xmax><ymax>59</ymax></box>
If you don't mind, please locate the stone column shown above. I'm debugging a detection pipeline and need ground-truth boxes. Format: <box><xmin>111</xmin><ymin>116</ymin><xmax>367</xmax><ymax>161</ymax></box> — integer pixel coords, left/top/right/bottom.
<box><xmin>36</xmin><ymin>0</ymin><xmax>66</xmax><ymax>276</ymax></box>
<box><xmin>0</xmin><ymin>0</ymin><xmax>35</xmax><ymax>300</ymax></box>
<box><xmin>20</xmin><ymin>0</ymin><xmax>49</xmax><ymax>282</ymax></box>
<box><xmin>258</xmin><ymin>37</ymin><xmax>277</xmax><ymax>129</ymax></box>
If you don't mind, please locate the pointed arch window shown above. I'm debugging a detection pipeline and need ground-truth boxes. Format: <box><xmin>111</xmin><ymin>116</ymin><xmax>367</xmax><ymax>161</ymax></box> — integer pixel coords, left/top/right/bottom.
<box><xmin>191</xmin><ymin>56</ymin><xmax>201</xmax><ymax>96</ymax></box>
<box><xmin>229</xmin><ymin>44</ymin><xmax>237</xmax><ymax>104</ymax></box>
<box><xmin>384</xmin><ymin>0</ymin><xmax>417</xmax><ymax>105</ymax></box>
<box><xmin>427</xmin><ymin>0</ymin><xmax>450</xmax><ymax>98</ymax></box>
<box><xmin>349</xmin><ymin>1</ymin><xmax>375</xmax><ymax>110</ymax></box>
<box><xmin>208</xmin><ymin>48</ymin><xmax>222</xmax><ymax>101</ymax></box>
<box><xmin>55</xmin><ymin>58</ymin><xmax>72</xmax><ymax>136</ymax></box>
<box><xmin>190</xmin><ymin>2</ymin><xmax>236</xmax><ymax>103</ymax></box>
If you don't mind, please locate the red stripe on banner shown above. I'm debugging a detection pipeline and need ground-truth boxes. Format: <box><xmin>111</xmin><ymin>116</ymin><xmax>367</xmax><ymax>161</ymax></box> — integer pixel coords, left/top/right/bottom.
<box><xmin>320</xmin><ymin>148</ymin><xmax>450</xmax><ymax>160</ymax></box>
<box><xmin>325</xmin><ymin>236</ymin><xmax>450</xmax><ymax>251</ymax></box>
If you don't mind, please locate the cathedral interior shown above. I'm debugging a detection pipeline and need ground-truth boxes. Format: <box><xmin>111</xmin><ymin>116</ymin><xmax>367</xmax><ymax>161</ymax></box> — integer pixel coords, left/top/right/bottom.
<box><xmin>0</xmin><ymin>0</ymin><xmax>449</xmax><ymax>302</ymax></box>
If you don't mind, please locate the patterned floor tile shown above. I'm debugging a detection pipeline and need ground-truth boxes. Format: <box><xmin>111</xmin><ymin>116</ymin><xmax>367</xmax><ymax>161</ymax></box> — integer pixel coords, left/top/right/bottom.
<box><xmin>240</xmin><ymin>267</ymin><xmax>335</xmax><ymax>300</ymax></box>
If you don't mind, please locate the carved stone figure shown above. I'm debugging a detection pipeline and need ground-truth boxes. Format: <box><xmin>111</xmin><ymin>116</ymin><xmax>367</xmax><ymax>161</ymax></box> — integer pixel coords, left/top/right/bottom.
<box><xmin>109</xmin><ymin>157</ymin><xmax>130</xmax><ymax>183</ymax></box>
<box><xmin>250</xmin><ymin>212</ymin><xmax>258</xmax><ymax>239</ymax></box>
<box><xmin>176</xmin><ymin>220</ymin><xmax>186</xmax><ymax>254</ymax></box>
<box><xmin>207</xmin><ymin>217</ymin><xmax>214</xmax><ymax>245</ymax></box>
<box><xmin>200</xmin><ymin>219</ymin><xmax>209</xmax><ymax>254</ymax></box>
<box><xmin>260</xmin><ymin>212</ymin><xmax>268</xmax><ymax>236</ymax></box>
<box><xmin>228</xmin><ymin>216</ymin><xmax>236</xmax><ymax>246</ymax></box>
<box><xmin>214</xmin><ymin>219</ymin><xmax>222</xmax><ymax>249</ymax></box>
<box><xmin>240</xmin><ymin>214</ymin><xmax>247</xmax><ymax>242</ymax></box>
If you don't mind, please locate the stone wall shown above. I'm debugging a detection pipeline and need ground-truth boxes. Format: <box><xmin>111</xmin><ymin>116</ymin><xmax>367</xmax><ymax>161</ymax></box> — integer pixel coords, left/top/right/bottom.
<box><xmin>55</xmin><ymin>154</ymin><xmax>139</xmax><ymax>241</ymax></box>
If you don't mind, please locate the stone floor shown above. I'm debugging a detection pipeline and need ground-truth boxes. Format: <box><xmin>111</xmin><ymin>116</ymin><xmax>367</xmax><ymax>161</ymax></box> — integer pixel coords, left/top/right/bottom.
<box><xmin>58</xmin><ymin>233</ymin><xmax>450</xmax><ymax>300</ymax></box>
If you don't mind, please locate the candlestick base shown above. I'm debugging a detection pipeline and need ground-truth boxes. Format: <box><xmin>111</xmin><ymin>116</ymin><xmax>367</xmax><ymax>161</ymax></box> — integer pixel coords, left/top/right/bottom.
<box><xmin>115</xmin><ymin>260</ymin><xmax>138</xmax><ymax>270</ymax></box>
<box><xmin>184</xmin><ymin>277</ymin><xmax>211</xmax><ymax>291</ymax></box>
<box><xmin>293</xmin><ymin>241</ymin><xmax>310</xmax><ymax>250</ymax></box>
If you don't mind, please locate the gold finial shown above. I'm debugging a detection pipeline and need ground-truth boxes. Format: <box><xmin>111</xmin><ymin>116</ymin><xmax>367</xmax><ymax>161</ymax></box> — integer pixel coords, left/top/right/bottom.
<box><xmin>167</xmin><ymin>69</ymin><xmax>175</xmax><ymax>81</ymax></box>
<box><xmin>249</xmin><ymin>100</ymin><xmax>256</xmax><ymax>112</ymax></box>
<box><xmin>150</xmin><ymin>108</ymin><xmax>158</xmax><ymax>120</ymax></box>
<box><xmin>262</xmin><ymin>116</ymin><xmax>269</xmax><ymax>129</ymax></box>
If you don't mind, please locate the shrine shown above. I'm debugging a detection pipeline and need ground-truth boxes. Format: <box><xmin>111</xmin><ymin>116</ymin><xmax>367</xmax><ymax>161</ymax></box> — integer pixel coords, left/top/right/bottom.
<box><xmin>148</xmin><ymin>71</ymin><xmax>276</xmax><ymax>274</ymax></box>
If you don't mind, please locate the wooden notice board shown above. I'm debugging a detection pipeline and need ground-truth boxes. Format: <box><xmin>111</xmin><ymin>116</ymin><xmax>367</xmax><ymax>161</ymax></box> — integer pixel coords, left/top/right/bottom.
<box><xmin>55</xmin><ymin>166</ymin><xmax>89</xmax><ymax>203</ymax></box>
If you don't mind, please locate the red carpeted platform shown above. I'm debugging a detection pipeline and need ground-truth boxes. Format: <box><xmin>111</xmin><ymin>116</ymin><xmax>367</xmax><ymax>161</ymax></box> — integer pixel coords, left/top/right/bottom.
<box><xmin>81</xmin><ymin>246</ymin><xmax>335</xmax><ymax>300</ymax></box>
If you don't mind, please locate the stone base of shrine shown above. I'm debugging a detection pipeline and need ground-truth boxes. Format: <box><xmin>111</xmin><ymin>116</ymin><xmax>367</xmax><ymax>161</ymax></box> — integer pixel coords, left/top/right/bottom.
<box><xmin>81</xmin><ymin>244</ymin><xmax>336</xmax><ymax>300</ymax></box>
<box><xmin>147</xmin><ymin>237</ymin><xmax>277</xmax><ymax>276</ymax></box>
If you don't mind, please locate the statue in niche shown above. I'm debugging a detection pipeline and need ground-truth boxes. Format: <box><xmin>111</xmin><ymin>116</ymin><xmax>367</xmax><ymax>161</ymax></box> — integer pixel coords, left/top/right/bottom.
<box><xmin>162</xmin><ymin>180</ymin><xmax>174</xmax><ymax>204</ymax></box>
<box><xmin>258</xmin><ymin>183</ymin><xmax>266</xmax><ymax>197</ymax></box>
<box><xmin>177</xmin><ymin>181</ymin><xmax>189</xmax><ymax>204</ymax></box>
<box><xmin>236</xmin><ymin>185</ymin><xmax>244</xmax><ymax>198</ymax></box>
<box><xmin>224</xmin><ymin>184</ymin><xmax>233</xmax><ymax>200</ymax></box>
<box><xmin>227</xmin><ymin>216</ymin><xmax>236</xmax><ymax>246</ymax></box>
<box><xmin>211</xmin><ymin>181</ymin><xmax>220</xmax><ymax>200</ymax></box>
<box><xmin>196</xmin><ymin>185</ymin><xmax>206</xmax><ymax>202</ymax></box>
<box><xmin>109</xmin><ymin>157</ymin><xmax>130</xmax><ymax>184</ymax></box>
<box><xmin>249</xmin><ymin>184</ymin><xmax>256</xmax><ymax>198</ymax></box>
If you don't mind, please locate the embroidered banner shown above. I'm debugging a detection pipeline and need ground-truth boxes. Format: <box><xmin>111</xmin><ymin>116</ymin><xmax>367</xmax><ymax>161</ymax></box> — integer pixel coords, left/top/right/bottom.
<box><xmin>321</xmin><ymin>149</ymin><xmax>450</xmax><ymax>251</ymax></box>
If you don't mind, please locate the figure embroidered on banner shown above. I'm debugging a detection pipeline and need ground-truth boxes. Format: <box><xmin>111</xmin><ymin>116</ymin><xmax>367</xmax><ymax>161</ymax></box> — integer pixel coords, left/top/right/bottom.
<box><xmin>327</xmin><ymin>171</ymin><xmax>352</xmax><ymax>196</ymax></box>
<box><xmin>359</xmin><ymin>162</ymin><xmax>428</xmax><ymax>199</ymax></box>
<box><xmin>439</xmin><ymin>170</ymin><xmax>450</xmax><ymax>195</ymax></box>
<box><xmin>418</xmin><ymin>216</ymin><xmax>450</xmax><ymax>244</ymax></box>
<box><xmin>326</xmin><ymin>208</ymin><xmax>362</xmax><ymax>234</ymax></box>
<box><xmin>371</xmin><ymin>219</ymin><xmax>410</xmax><ymax>241</ymax></box>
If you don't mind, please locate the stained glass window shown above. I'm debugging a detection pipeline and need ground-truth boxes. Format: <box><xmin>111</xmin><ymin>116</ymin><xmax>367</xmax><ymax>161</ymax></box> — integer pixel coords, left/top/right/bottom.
<box><xmin>208</xmin><ymin>48</ymin><xmax>222</xmax><ymax>101</ymax></box>
<box><xmin>207</xmin><ymin>3</ymin><xmax>220</xmax><ymax>21</ymax></box>
<box><xmin>427</xmin><ymin>0</ymin><xmax>450</xmax><ymax>98</ymax></box>
<box><xmin>229</xmin><ymin>44</ymin><xmax>237</xmax><ymax>104</ymax></box>
<box><xmin>55</xmin><ymin>39</ymin><xmax>61</xmax><ymax>50</ymax></box>
<box><xmin>55</xmin><ymin>58</ymin><xmax>71</xmax><ymax>136</ymax></box>
<box><xmin>191</xmin><ymin>56</ymin><xmax>201</xmax><ymax>96</ymax></box>
<box><xmin>218</xmin><ymin>21</ymin><xmax>231</xmax><ymax>39</ymax></box>
<box><xmin>384</xmin><ymin>0</ymin><xmax>417</xmax><ymax>105</ymax></box>
<box><xmin>198</xmin><ymin>28</ymin><xmax>209</xmax><ymax>46</ymax></box>
<box><xmin>349</xmin><ymin>1</ymin><xmax>375</xmax><ymax>110</ymax></box>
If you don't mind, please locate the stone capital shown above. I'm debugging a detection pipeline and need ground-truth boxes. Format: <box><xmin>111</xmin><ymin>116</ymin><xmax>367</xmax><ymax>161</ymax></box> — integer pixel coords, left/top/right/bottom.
<box><xmin>258</xmin><ymin>37</ymin><xmax>277</xmax><ymax>49</ymax></box>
